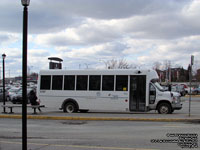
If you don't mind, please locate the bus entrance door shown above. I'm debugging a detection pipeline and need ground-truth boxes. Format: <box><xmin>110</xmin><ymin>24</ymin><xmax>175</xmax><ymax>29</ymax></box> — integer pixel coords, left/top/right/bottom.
<box><xmin>129</xmin><ymin>75</ymin><xmax>146</xmax><ymax>111</ymax></box>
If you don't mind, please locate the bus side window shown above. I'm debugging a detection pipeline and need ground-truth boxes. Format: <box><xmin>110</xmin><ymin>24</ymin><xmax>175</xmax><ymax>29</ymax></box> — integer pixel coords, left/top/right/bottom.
<box><xmin>89</xmin><ymin>75</ymin><xmax>101</xmax><ymax>91</ymax></box>
<box><xmin>116</xmin><ymin>75</ymin><xmax>128</xmax><ymax>91</ymax></box>
<box><xmin>102</xmin><ymin>75</ymin><xmax>114</xmax><ymax>91</ymax></box>
<box><xmin>64</xmin><ymin>75</ymin><xmax>75</xmax><ymax>90</ymax></box>
<box><xmin>149</xmin><ymin>83</ymin><xmax>156</xmax><ymax>104</ymax></box>
<box><xmin>76</xmin><ymin>75</ymin><xmax>88</xmax><ymax>90</ymax></box>
<box><xmin>40</xmin><ymin>75</ymin><xmax>51</xmax><ymax>90</ymax></box>
<box><xmin>52</xmin><ymin>75</ymin><xmax>63</xmax><ymax>90</ymax></box>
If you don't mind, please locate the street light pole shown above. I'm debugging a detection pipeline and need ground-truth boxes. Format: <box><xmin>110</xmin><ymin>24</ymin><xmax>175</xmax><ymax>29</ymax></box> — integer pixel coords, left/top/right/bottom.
<box><xmin>189</xmin><ymin>55</ymin><xmax>194</xmax><ymax>117</ymax></box>
<box><xmin>21</xmin><ymin>0</ymin><xmax>30</xmax><ymax>150</ymax></box>
<box><xmin>2</xmin><ymin>53</ymin><xmax>6</xmax><ymax>113</ymax></box>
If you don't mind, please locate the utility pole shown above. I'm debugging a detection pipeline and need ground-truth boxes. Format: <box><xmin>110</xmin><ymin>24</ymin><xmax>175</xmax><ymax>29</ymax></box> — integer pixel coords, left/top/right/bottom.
<box><xmin>169</xmin><ymin>61</ymin><xmax>171</xmax><ymax>83</ymax></box>
<box><xmin>0</xmin><ymin>66</ymin><xmax>1</xmax><ymax>81</ymax></box>
<box><xmin>189</xmin><ymin>55</ymin><xmax>194</xmax><ymax>117</ymax></box>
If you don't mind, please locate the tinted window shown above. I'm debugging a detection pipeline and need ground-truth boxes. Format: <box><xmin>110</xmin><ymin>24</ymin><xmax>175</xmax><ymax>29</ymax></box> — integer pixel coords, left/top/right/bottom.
<box><xmin>102</xmin><ymin>75</ymin><xmax>114</xmax><ymax>91</ymax></box>
<box><xmin>116</xmin><ymin>75</ymin><xmax>128</xmax><ymax>91</ymax></box>
<box><xmin>40</xmin><ymin>75</ymin><xmax>51</xmax><ymax>90</ymax></box>
<box><xmin>52</xmin><ymin>76</ymin><xmax>63</xmax><ymax>90</ymax></box>
<box><xmin>76</xmin><ymin>75</ymin><xmax>88</xmax><ymax>90</ymax></box>
<box><xmin>89</xmin><ymin>75</ymin><xmax>101</xmax><ymax>91</ymax></box>
<box><xmin>64</xmin><ymin>75</ymin><xmax>75</xmax><ymax>90</ymax></box>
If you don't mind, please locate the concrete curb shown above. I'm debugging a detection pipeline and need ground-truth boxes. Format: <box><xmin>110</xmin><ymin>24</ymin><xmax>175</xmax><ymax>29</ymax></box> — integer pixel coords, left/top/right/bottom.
<box><xmin>185</xmin><ymin>95</ymin><xmax>200</xmax><ymax>97</ymax></box>
<box><xmin>0</xmin><ymin>114</ymin><xmax>200</xmax><ymax>122</ymax></box>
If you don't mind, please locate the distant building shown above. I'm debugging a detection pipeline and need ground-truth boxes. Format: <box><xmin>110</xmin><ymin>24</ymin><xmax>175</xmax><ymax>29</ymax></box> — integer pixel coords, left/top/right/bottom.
<box><xmin>196</xmin><ymin>69</ymin><xmax>200</xmax><ymax>81</ymax></box>
<box><xmin>156</xmin><ymin>67</ymin><xmax>189</xmax><ymax>82</ymax></box>
<box><xmin>14</xmin><ymin>72</ymin><xmax>38</xmax><ymax>83</ymax></box>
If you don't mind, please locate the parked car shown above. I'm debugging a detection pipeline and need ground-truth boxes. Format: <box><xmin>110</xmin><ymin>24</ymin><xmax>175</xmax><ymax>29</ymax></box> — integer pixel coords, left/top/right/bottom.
<box><xmin>192</xmin><ymin>87</ymin><xmax>200</xmax><ymax>94</ymax></box>
<box><xmin>0</xmin><ymin>87</ymin><xmax>10</xmax><ymax>102</ymax></box>
<box><xmin>179</xmin><ymin>84</ymin><xmax>190</xmax><ymax>94</ymax></box>
<box><xmin>11</xmin><ymin>88</ymin><xmax>32</xmax><ymax>104</ymax></box>
<box><xmin>8</xmin><ymin>88</ymin><xmax>21</xmax><ymax>101</ymax></box>
<box><xmin>171</xmin><ymin>84</ymin><xmax>186</xmax><ymax>96</ymax></box>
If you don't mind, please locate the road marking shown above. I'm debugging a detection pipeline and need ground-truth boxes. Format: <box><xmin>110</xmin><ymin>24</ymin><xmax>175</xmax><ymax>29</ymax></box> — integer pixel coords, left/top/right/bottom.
<box><xmin>163</xmin><ymin>122</ymin><xmax>200</xmax><ymax>128</ymax></box>
<box><xmin>0</xmin><ymin>140</ymin><xmax>159</xmax><ymax>150</ymax></box>
<box><xmin>163</xmin><ymin>124</ymin><xmax>187</xmax><ymax>128</ymax></box>
<box><xmin>163</xmin><ymin>125</ymin><xmax>182</xmax><ymax>128</ymax></box>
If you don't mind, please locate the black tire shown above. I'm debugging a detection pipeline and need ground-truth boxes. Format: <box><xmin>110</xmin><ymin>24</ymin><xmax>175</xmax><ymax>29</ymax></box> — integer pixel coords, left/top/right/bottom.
<box><xmin>157</xmin><ymin>103</ymin><xmax>172</xmax><ymax>114</ymax></box>
<box><xmin>185</xmin><ymin>91</ymin><xmax>188</xmax><ymax>94</ymax></box>
<box><xmin>63</xmin><ymin>102</ymin><xmax>77</xmax><ymax>113</ymax></box>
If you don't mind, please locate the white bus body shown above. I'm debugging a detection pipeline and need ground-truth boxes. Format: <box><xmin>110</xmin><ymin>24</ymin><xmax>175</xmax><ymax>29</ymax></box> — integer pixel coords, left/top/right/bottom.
<box><xmin>37</xmin><ymin>69</ymin><xmax>182</xmax><ymax>114</ymax></box>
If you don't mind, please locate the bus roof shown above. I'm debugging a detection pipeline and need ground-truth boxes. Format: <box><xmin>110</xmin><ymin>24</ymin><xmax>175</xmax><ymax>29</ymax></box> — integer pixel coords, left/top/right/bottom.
<box><xmin>39</xmin><ymin>69</ymin><xmax>159</xmax><ymax>79</ymax></box>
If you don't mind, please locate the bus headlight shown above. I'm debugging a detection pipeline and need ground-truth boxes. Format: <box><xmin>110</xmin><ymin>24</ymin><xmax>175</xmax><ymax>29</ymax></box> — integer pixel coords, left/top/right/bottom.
<box><xmin>172</xmin><ymin>96</ymin><xmax>180</xmax><ymax>104</ymax></box>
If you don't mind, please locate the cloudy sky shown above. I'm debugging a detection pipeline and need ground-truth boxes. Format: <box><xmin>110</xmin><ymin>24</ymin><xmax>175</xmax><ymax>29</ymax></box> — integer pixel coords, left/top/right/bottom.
<box><xmin>0</xmin><ymin>0</ymin><xmax>200</xmax><ymax>77</ymax></box>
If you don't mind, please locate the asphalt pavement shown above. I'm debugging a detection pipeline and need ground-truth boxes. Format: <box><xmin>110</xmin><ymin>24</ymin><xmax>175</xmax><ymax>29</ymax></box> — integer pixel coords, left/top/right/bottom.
<box><xmin>1</xmin><ymin>119</ymin><xmax>199</xmax><ymax>150</ymax></box>
<box><xmin>0</xmin><ymin>96</ymin><xmax>200</xmax><ymax>122</ymax></box>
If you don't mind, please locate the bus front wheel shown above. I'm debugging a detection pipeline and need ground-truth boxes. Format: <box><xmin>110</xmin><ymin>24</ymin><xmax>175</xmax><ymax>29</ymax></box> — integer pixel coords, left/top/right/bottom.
<box><xmin>157</xmin><ymin>103</ymin><xmax>172</xmax><ymax>114</ymax></box>
<box><xmin>63</xmin><ymin>102</ymin><xmax>77</xmax><ymax>113</ymax></box>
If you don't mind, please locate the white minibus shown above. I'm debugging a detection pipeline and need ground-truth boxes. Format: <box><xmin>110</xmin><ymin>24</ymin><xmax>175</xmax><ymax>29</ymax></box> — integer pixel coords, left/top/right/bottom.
<box><xmin>37</xmin><ymin>69</ymin><xmax>182</xmax><ymax>114</ymax></box>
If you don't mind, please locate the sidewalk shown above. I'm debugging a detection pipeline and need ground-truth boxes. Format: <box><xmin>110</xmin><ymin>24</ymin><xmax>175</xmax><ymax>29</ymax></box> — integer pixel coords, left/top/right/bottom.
<box><xmin>185</xmin><ymin>94</ymin><xmax>200</xmax><ymax>97</ymax></box>
<box><xmin>0</xmin><ymin>104</ymin><xmax>200</xmax><ymax>122</ymax></box>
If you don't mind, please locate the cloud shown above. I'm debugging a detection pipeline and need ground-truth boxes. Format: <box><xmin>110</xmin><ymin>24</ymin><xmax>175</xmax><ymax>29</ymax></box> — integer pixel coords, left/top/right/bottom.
<box><xmin>33</xmin><ymin>0</ymin><xmax>200</xmax><ymax>50</ymax></box>
<box><xmin>28</xmin><ymin>49</ymin><xmax>50</xmax><ymax>70</ymax></box>
<box><xmin>136</xmin><ymin>35</ymin><xmax>200</xmax><ymax>68</ymax></box>
<box><xmin>0</xmin><ymin>33</ymin><xmax>19</xmax><ymax>46</ymax></box>
<box><xmin>55</xmin><ymin>42</ymin><xmax>127</xmax><ymax>59</ymax></box>
<box><xmin>0</xmin><ymin>47</ymin><xmax>50</xmax><ymax>76</ymax></box>
<box><xmin>1</xmin><ymin>0</ymin><xmax>200</xmax><ymax>76</ymax></box>
<box><xmin>0</xmin><ymin>0</ymin><xmax>190</xmax><ymax>34</ymax></box>
<box><xmin>34</xmin><ymin>18</ymin><xmax>122</xmax><ymax>46</ymax></box>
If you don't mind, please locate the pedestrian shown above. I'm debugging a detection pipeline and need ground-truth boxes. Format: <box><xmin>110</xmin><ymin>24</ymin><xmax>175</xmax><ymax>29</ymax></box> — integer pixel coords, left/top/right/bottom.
<box><xmin>168</xmin><ymin>84</ymin><xmax>172</xmax><ymax>91</ymax></box>
<box><xmin>29</xmin><ymin>90</ymin><xmax>41</xmax><ymax>112</ymax></box>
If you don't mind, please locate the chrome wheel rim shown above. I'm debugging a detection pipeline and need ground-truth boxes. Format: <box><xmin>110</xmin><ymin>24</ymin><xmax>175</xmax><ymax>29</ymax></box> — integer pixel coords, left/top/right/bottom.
<box><xmin>160</xmin><ymin>106</ymin><xmax>168</xmax><ymax>114</ymax></box>
<box><xmin>66</xmin><ymin>105</ymin><xmax>74</xmax><ymax>113</ymax></box>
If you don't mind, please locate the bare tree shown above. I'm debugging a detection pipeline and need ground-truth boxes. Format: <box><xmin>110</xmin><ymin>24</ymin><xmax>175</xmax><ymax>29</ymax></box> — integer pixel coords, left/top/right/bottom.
<box><xmin>152</xmin><ymin>61</ymin><xmax>162</xmax><ymax>70</ymax></box>
<box><xmin>107</xmin><ymin>59</ymin><xmax>118</xmax><ymax>69</ymax></box>
<box><xmin>118</xmin><ymin>59</ymin><xmax>132</xmax><ymax>69</ymax></box>
<box><xmin>104</xmin><ymin>59</ymin><xmax>133</xmax><ymax>69</ymax></box>
<box><xmin>163</xmin><ymin>60</ymin><xmax>171</xmax><ymax>82</ymax></box>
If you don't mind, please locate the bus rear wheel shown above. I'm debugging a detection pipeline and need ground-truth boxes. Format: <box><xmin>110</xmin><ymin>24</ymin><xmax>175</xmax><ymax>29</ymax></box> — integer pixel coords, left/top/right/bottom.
<box><xmin>63</xmin><ymin>102</ymin><xmax>77</xmax><ymax>113</ymax></box>
<box><xmin>157</xmin><ymin>103</ymin><xmax>172</xmax><ymax>114</ymax></box>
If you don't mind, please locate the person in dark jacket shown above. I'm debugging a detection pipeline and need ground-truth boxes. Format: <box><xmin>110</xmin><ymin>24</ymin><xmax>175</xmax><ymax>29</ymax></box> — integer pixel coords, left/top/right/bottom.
<box><xmin>29</xmin><ymin>90</ymin><xmax>41</xmax><ymax>112</ymax></box>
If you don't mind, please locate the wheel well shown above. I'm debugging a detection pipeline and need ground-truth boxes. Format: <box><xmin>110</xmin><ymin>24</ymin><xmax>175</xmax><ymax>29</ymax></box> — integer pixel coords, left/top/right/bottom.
<box><xmin>156</xmin><ymin>100</ymin><xmax>172</xmax><ymax>110</ymax></box>
<box><xmin>61</xmin><ymin>99</ymin><xmax>79</xmax><ymax>110</ymax></box>
<box><xmin>185</xmin><ymin>91</ymin><xmax>188</xmax><ymax>94</ymax></box>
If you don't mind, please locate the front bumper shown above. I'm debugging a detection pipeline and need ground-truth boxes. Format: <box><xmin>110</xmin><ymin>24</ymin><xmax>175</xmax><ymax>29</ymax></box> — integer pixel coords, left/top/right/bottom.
<box><xmin>172</xmin><ymin>103</ymin><xmax>182</xmax><ymax>110</ymax></box>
